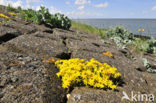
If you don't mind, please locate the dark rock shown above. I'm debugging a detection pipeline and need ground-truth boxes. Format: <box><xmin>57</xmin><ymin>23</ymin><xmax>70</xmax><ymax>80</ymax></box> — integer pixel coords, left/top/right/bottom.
<box><xmin>10</xmin><ymin>76</ymin><xmax>18</xmax><ymax>82</ymax></box>
<box><xmin>66</xmin><ymin>39</ymin><xmax>104</xmax><ymax>53</ymax></box>
<box><xmin>72</xmin><ymin>50</ymin><xmax>114</xmax><ymax>64</ymax></box>
<box><xmin>10</xmin><ymin>67</ymin><xmax>18</xmax><ymax>70</ymax></box>
<box><xmin>68</xmin><ymin>87</ymin><xmax>122</xmax><ymax>103</ymax></box>
<box><xmin>32</xmin><ymin>28</ymin><xmax>80</xmax><ymax>41</ymax></box>
<box><xmin>0</xmin><ymin>79</ymin><xmax>7</xmax><ymax>88</ymax></box>
<box><xmin>0</xmin><ymin>51</ymin><xmax>66</xmax><ymax>103</ymax></box>
<box><xmin>53</xmin><ymin>28</ymin><xmax>81</xmax><ymax>40</ymax></box>
<box><xmin>0</xmin><ymin>26</ymin><xmax>21</xmax><ymax>44</ymax></box>
<box><xmin>22</xmin><ymin>83</ymin><xmax>33</xmax><ymax>90</ymax></box>
<box><xmin>0</xmin><ymin>93</ymin><xmax>3</xmax><ymax>99</ymax></box>
<box><xmin>3</xmin><ymin>20</ymin><xmax>37</xmax><ymax>34</ymax></box>
<box><xmin>3</xmin><ymin>35</ymin><xmax>69</xmax><ymax>59</ymax></box>
<box><xmin>0</xmin><ymin>26</ymin><xmax>21</xmax><ymax>37</ymax></box>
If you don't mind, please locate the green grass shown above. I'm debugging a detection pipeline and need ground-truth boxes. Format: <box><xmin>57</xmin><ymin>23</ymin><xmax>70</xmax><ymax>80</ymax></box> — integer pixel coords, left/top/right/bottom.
<box><xmin>71</xmin><ymin>21</ymin><xmax>107</xmax><ymax>38</ymax></box>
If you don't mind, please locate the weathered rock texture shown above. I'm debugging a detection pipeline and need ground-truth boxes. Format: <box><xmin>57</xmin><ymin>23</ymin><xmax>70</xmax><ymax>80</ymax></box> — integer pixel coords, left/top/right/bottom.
<box><xmin>0</xmin><ymin>8</ymin><xmax>156</xmax><ymax>103</ymax></box>
<box><xmin>0</xmin><ymin>51</ymin><xmax>67</xmax><ymax>103</ymax></box>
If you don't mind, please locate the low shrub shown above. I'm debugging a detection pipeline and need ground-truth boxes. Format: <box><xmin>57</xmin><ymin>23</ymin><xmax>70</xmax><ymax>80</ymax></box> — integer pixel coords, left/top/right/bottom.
<box><xmin>51</xmin><ymin>13</ymin><xmax>71</xmax><ymax>30</ymax></box>
<box><xmin>133</xmin><ymin>38</ymin><xmax>156</xmax><ymax>54</ymax></box>
<box><xmin>141</xmin><ymin>38</ymin><xmax>156</xmax><ymax>54</ymax></box>
<box><xmin>106</xmin><ymin>26</ymin><xmax>134</xmax><ymax>49</ymax></box>
<box><xmin>21</xmin><ymin>6</ymin><xmax>71</xmax><ymax>30</ymax></box>
<box><xmin>6</xmin><ymin>4</ymin><xmax>17</xmax><ymax>12</ymax></box>
<box><xmin>142</xmin><ymin>58</ymin><xmax>156</xmax><ymax>73</ymax></box>
<box><xmin>55</xmin><ymin>58</ymin><xmax>121</xmax><ymax>89</ymax></box>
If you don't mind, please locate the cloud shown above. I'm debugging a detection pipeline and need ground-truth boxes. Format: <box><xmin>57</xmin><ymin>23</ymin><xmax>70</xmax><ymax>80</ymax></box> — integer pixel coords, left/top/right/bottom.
<box><xmin>75</xmin><ymin>0</ymin><xmax>91</xmax><ymax>5</ymax></box>
<box><xmin>130</xmin><ymin>12</ymin><xmax>134</xmax><ymax>15</ymax></box>
<box><xmin>142</xmin><ymin>10</ymin><xmax>148</xmax><ymax>14</ymax></box>
<box><xmin>65</xmin><ymin>1</ymin><xmax>70</xmax><ymax>5</ymax></box>
<box><xmin>0</xmin><ymin>0</ymin><xmax>23</xmax><ymax>8</ymax></box>
<box><xmin>94</xmin><ymin>2</ymin><xmax>108</xmax><ymax>8</ymax></box>
<box><xmin>49</xmin><ymin>6</ymin><xmax>61</xmax><ymax>14</ymax></box>
<box><xmin>88</xmin><ymin>0</ymin><xmax>91</xmax><ymax>4</ymax></box>
<box><xmin>26</xmin><ymin>0</ymin><xmax>40</xmax><ymax>4</ymax></box>
<box><xmin>32</xmin><ymin>0</ymin><xmax>40</xmax><ymax>2</ymax></box>
<box><xmin>26</xmin><ymin>0</ymin><xmax>41</xmax><ymax>8</ymax></box>
<box><xmin>36</xmin><ymin>6</ymin><xmax>41</xmax><ymax>11</ymax></box>
<box><xmin>66</xmin><ymin>11</ymin><xmax>103</xmax><ymax>18</ymax></box>
<box><xmin>77</xmin><ymin>6</ymin><xmax>84</xmax><ymax>10</ymax></box>
<box><xmin>24</xmin><ymin>0</ymin><xmax>42</xmax><ymax>9</ymax></box>
<box><xmin>11</xmin><ymin>0</ymin><xmax>23</xmax><ymax>8</ymax></box>
<box><xmin>152</xmin><ymin>6</ymin><xmax>156</xmax><ymax>11</ymax></box>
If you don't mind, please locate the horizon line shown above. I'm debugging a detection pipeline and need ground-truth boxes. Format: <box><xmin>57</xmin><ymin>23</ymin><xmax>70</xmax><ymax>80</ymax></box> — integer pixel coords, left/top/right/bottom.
<box><xmin>72</xmin><ymin>18</ymin><xmax>156</xmax><ymax>19</ymax></box>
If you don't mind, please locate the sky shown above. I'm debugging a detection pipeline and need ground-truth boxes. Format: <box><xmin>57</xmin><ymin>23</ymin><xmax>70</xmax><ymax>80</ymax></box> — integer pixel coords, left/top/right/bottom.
<box><xmin>0</xmin><ymin>0</ymin><xmax>156</xmax><ymax>18</ymax></box>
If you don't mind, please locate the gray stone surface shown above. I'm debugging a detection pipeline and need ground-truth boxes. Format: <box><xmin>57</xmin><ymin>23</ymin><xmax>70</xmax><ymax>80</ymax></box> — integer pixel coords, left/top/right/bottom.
<box><xmin>3</xmin><ymin>35</ymin><xmax>69</xmax><ymax>59</ymax></box>
<box><xmin>0</xmin><ymin>51</ymin><xmax>66</xmax><ymax>103</ymax></box>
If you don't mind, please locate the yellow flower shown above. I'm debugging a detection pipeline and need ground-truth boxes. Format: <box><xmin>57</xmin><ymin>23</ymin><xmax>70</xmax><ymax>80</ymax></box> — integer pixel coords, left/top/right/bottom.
<box><xmin>142</xmin><ymin>29</ymin><xmax>145</xmax><ymax>31</ymax></box>
<box><xmin>8</xmin><ymin>12</ymin><xmax>16</xmax><ymax>16</ymax></box>
<box><xmin>47</xmin><ymin>58</ymin><xmax>55</xmax><ymax>63</ymax></box>
<box><xmin>42</xmin><ymin>58</ymin><xmax>46</xmax><ymax>63</ymax></box>
<box><xmin>0</xmin><ymin>13</ymin><xmax>9</xmax><ymax>19</ymax></box>
<box><xmin>138</xmin><ymin>29</ymin><xmax>141</xmax><ymax>31</ymax></box>
<box><xmin>55</xmin><ymin>58</ymin><xmax>121</xmax><ymax>89</ymax></box>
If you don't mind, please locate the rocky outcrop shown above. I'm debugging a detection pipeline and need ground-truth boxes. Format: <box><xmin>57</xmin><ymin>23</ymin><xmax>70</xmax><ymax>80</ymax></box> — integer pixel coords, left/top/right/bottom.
<box><xmin>0</xmin><ymin>11</ymin><xmax>156</xmax><ymax>103</ymax></box>
<box><xmin>0</xmin><ymin>51</ymin><xmax>66</xmax><ymax>103</ymax></box>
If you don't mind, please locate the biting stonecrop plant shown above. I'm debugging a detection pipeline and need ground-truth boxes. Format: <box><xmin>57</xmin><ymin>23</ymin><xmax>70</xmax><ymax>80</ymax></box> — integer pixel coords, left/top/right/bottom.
<box><xmin>55</xmin><ymin>58</ymin><xmax>121</xmax><ymax>89</ymax></box>
<box><xmin>8</xmin><ymin>12</ymin><xmax>16</xmax><ymax>16</ymax></box>
<box><xmin>0</xmin><ymin>13</ymin><xmax>10</xmax><ymax>23</ymax></box>
<box><xmin>0</xmin><ymin>13</ymin><xmax>10</xmax><ymax>19</ymax></box>
<box><xmin>21</xmin><ymin>6</ymin><xmax>71</xmax><ymax>30</ymax></box>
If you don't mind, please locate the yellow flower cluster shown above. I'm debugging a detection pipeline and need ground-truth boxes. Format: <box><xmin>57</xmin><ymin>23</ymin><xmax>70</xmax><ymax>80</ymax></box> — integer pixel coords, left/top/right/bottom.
<box><xmin>55</xmin><ymin>58</ymin><xmax>121</xmax><ymax>89</ymax></box>
<box><xmin>138</xmin><ymin>29</ymin><xmax>145</xmax><ymax>32</ymax></box>
<box><xmin>8</xmin><ymin>12</ymin><xmax>16</xmax><ymax>16</ymax></box>
<box><xmin>0</xmin><ymin>13</ymin><xmax>9</xmax><ymax>19</ymax></box>
<box><xmin>103</xmin><ymin>51</ymin><xmax>113</xmax><ymax>57</ymax></box>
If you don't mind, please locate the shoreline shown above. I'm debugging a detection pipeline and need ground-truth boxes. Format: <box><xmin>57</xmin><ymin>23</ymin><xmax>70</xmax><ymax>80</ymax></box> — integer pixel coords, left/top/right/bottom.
<box><xmin>72</xmin><ymin>19</ymin><xmax>156</xmax><ymax>38</ymax></box>
<box><xmin>72</xmin><ymin>21</ymin><xmax>156</xmax><ymax>39</ymax></box>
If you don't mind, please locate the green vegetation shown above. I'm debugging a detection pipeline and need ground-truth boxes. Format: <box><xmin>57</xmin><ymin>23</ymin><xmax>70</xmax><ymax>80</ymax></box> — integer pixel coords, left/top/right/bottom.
<box><xmin>106</xmin><ymin>26</ymin><xmax>134</xmax><ymax>49</ymax></box>
<box><xmin>137</xmin><ymin>38</ymin><xmax>156</xmax><ymax>54</ymax></box>
<box><xmin>4</xmin><ymin>5</ymin><xmax>71</xmax><ymax>30</ymax></box>
<box><xmin>6</xmin><ymin>4</ymin><xmax>22</xmax><ymax>12</ymax></box>
<box><xmin>142</xmin><ymin>58</ymin><xmax>156</xmax><ymax>73</ymax></box>
<box><xmin>106</xmin><ymin>26</ymin><xmax>156</xmax><ymax>55</ymax></box>
<box><xmin>72</xmin><ymin>22</ymin><xmax>156</xmax><ymax>56</ymax></box>
<box><xmin>20</xmin><ymin>6</ymin><xmax>71</xmax><ymax>30</ymax></box>
<box><xmin>6</xmin><ymin>4</ymin><xmax>17</xmax><ymax>12</ymax></box>
<box><xmin>71</xmin><ymin>21</ymin><xmax>107</xmax><ymax>38</ymax></box>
